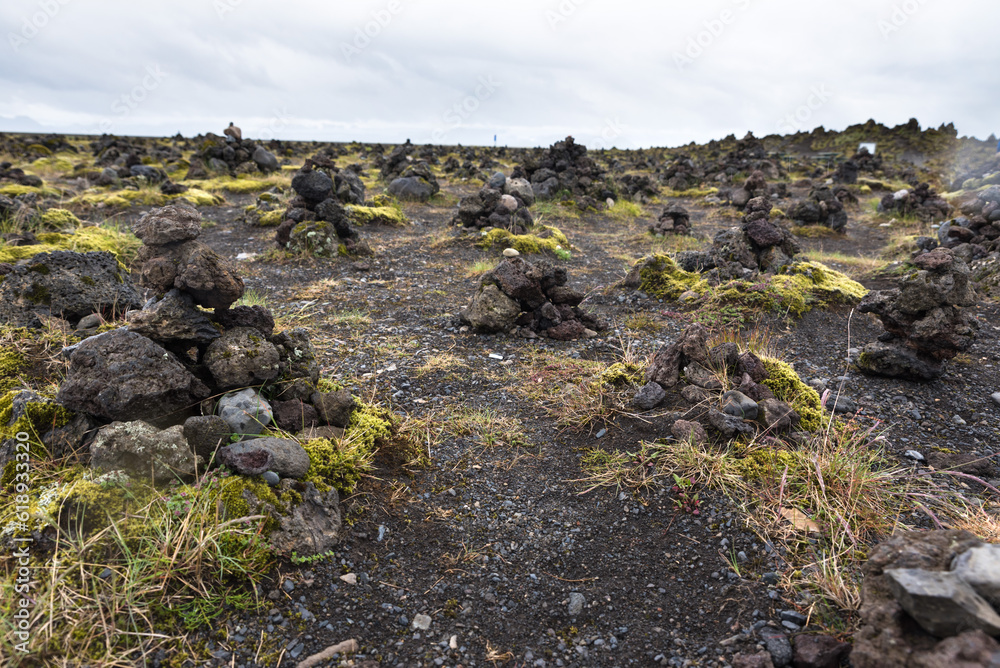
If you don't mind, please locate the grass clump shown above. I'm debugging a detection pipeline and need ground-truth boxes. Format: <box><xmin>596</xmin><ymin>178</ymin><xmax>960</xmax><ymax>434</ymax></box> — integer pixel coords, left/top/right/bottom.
<box><xmin>607</xmin><ymin>200</ymin><xmax>644</xmax><ymax>221</ymax></box>
<box><xmin>477</xmin><ymin>225</ymin><xmax>571</xmax><ymax>257</ymax></box>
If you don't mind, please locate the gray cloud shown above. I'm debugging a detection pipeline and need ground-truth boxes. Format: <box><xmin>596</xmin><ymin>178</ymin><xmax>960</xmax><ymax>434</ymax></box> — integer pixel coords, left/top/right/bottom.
<box><xmin>1</xmin><ymin>0</ymin><xmax>997</xmax><ymax>146</ymax></box>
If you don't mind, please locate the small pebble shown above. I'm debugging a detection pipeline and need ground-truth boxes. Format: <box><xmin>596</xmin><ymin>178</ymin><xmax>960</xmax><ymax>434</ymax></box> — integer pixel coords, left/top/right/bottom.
<box><xmin>503</xmin><ymin>248</ymin><xmax>520</xmax><ymax>258</ymax></box>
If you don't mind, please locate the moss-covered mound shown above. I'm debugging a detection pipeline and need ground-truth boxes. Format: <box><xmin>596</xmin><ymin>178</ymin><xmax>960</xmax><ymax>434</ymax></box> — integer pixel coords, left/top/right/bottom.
<box><xmin>632</xmin><ymin>254</ymin><xmax>709</xmax><ymax>300</ymax></box>
<box><xmin>477</xmin><ymin>225</ymin><xmax>570</xmax><ymax>256</ymax></box>
<box><xmin>760</xmin><ymin>357</ymin><xmax>826</xmax><ymax>432</ymax></box>
<box><xmin>346</xmin><ymin>204</ymin><xmax>407</xmax><ymax>226</ymax></box>
<box><xmin>0</xmin><ymin>226</ymin><xmax>141</xmax><ymax>264</ymax></box>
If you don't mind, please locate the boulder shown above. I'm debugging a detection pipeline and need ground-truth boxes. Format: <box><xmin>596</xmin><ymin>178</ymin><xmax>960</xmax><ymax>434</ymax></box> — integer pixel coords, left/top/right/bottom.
<box><xmin>252</xmin><ymin>146</ymin><xmax>279</xmax><ymax>173</ymax></box>
<box><xmin>632</xmin><ymin>381</ymin><xmax>666</xmax><ymax>410</ymax></box>
<box><xmin>388</xmin><ymin>176</ymin><xmax>435</xmax><ymax>201</ymax></box>
<box><xmin>218</xmin><ymin>437</ymin><xmax>310</xmax><ymax>479</ymax></box>
<box><xmin>182</xmin><ymin>415</ymin><xmax>232</xmax><ymax>461</ymax></box>
<box><xmin>134</xmin><ymin>240</ymin><xmax>244</xmax><ymax>310</ymax></box>
<box><xmin>130</xmin><ymin>202</ymin><xmax>202</xmax><ymax>245</ymax></box>
<box><xmin>0</xmin><ymin>251</ymin><xmax>142</xmax><ymax>328</ymax></box>
<box><xmin>460</xmin><ymin>284</ymin><xmax>521</xmax><ymax>333</ymax></box>
<box><xmin>671</xmin><ymin>419</ymin><xmax>708</xmax><ymax>444</ymax></box>
<box><xmin>203</xmin><ymin>326</ymin><xmax>281</xmax><ymax>389</ymax></box>
<box><xmin>211</xmin><ymin>304</ymin><xmax>275</xmax><ymax>338</ymax></box>
<box><xmin>127</xmin><ymin>289</ymin><xmax>221</xmax><ymax>346</ymax></box>
<box><xmin>291</xmin><ymin>169</ymin><xmax>333</xmax><ymax>204</ymax></box>
<box><xmin>57</xmin><ymin>330</ymin><xmax>209</xmax><ymax>423</ymax></box>
<box><xmin>90</xmin><ymin>421</ymin><xmax>196</xmax><ymax>482</ymax></box>
<box><xmin>310</xmin><ymin>389</ymin><xmax>357</xmax><ymax>428</ymax></box>
<box><xmin>883</xmin><ymin>568</ymin><xmax>1000</xmax><ymax>637</ymax></box>
<box><xmin>273</xmin><ymin>399</ymin><xmax>319</xmax><ymax>432</ymax></box>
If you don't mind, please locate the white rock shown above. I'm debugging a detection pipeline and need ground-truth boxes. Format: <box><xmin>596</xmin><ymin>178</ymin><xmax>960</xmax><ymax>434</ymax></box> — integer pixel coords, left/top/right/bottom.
<box><xmin>502</xmin><ymin>248</ymin><xmax>520</xmax><ymax>258</ymax></box>
<box><xmin>411</xmin><ymin>613</ymin><xmax>432</xmax><ymax>631</ymax></box>
<box><xmin>499</xmin><ymin>194</ymin><xmax>518</xmax><ymax>212</ymax></box>
<box><xmin>904</xmin><ymin>450</ymin><xmax>926</xmax><ymax>462</ymax></box>
<box><xmin>991</xmin><ymin>392</ymin><xmax>1000</xmax><ymax>407</ymax></box>
<box><xmin>339</xmin><ymin>573</ymin><xmax>357</xmax><ymax>585</ymax></box>
<box><xmin>953</xmin><ymin>545</ymin><xmax>1000</xmax><ymax>607</ymax></box>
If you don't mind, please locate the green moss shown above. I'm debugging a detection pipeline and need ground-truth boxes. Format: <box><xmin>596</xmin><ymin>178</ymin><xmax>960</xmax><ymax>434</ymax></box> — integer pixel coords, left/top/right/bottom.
<box><xmin>31</xmin><ymin>156</ymin><xmax>74</xmax><ymax>173</ymax></box>
<box><xmin>760</xmin><ymin>358</ymin><xmax>826</xmax><ymax>432</ymax></box>
<box><xmin>55</xmin><ymin>474</ymin><xmax>156</xmax><ymax>531</ymax></box>
<box><xmin>773</xmin><ymin>261</ymin><xmax>868</xmax><ymax>311</ymax></box>
<box><xmin>212</xmin><ymin>476</ymin><xmax>284</xmax><ymax>527</ymax></box>
<box><xmin>0</xmin><ymin>184</ymin><xmax>60</xmax><ymax>198</ymax></box>
<box><xmin>302</xmin><ymin>401</ymin><xmax>396</xmax><ymax>495</ymax></box>
<box><xmin>180</xmin><ymin>188</ymin><xmax>223</xmax><ymax>206</ymax></box>
<box><xmin>346</xmin><ymin>402</ymin><xmax>396</xmax><ymax>452</ymax></box>
<box><xmin>187</xmin><ymin>177</ymin><xmax>274</xmax><ymax>194</ymax></box>
<box><xmin>26</xmin><ymin>143</ymin><xmax>52</xmax><ymax>156</ymax></box>
<box><xmin>599</xmin><ymin>362</ymin><xmax>644</xmax><ymax>387</ymax></box>
<box><xmin>0</xmin><ymin>226</ymin><xmax>141</xmax><ymax>264</ymax></box>
<box><xmin>477</xmin><ymin>225</ymin><xmax>571</xmax><ymax>256</ymax></box>
<box><xmin>38</xmin><ymin>208</ymin><xmax>81</xmax><ymax>229</ymax></box>
<box><xmin>258</xmin><ymin>209</ymin><xmax>284</xmax><ymax>227</ymax></box>
<box><xmin>345</xmin><ymin>204</ymin><xmax>407</xmax><ymax>226</ymax></box>
<box><xmin>607</xmin><ymin>200</ymin><xmax>644</xmax><ymax>221</ymax></box>
<box><xmin>635</xmin><ymin>254</ymin><xmax>708</xmax><ymax>300</ymax></box>
<box><xmin>729</xmin><ymin>448</ymin><xmax>799</xmax><ymax>480</ymax></box>
<box><xmin>0</xmin><ymin>352</ymin><xmax>26</xmax><ymax>395</ymax></box>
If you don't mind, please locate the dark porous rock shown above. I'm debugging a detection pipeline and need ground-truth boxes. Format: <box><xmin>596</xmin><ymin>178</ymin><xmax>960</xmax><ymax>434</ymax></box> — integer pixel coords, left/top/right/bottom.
<box><xmin>681</xmin><ymin>384</ymin><xmax>711</xmax><ymax>404</ymax></box>
<box><xmin>273</xmin><ymin>399</ymin><xmax>319</xmax><ymax>432</ymax></box>
<box><xmin>58</xmin><ymin>330</ymin><xmax>209</xmax><ymax>423</ymax></box>
<box><xmin>791</xmin><ymin>634</ymin><xmax>850</xmax><ymax>668</ymax></box>
<box><xmin>135</xmin><ymin>240</ymin><xmax>244</xmax><ymax>310</ymax></box>
<box><xmin>203</xmin><ymin>327</ymin><xmax>281</xmax><ymax>390</ymax></box>
<box><xmin>388</xmin><ymin>176</ymin><xmax>435</xmax><ymax>201</ymax></box>
<box><xmin>311</xmin><ymin>389</ymin><xmax>357</xmax><ymax>428</ymax></box>
<box><xmin>128</xmin><ymin>289</ymin><xmax>221</xmax><ymax>346</ymax></box>
<box><xmin>856</xmin><ymin>341</ymin><xmax>944</xmax><ymax>381</ymax></box>
<box><xmin>0</xmin><ymin>250</ymin><xmax>142</xmax><ymax>328</ymax></box>
<box><xmin>650</xmin><ymin>205</ymin><xmax>692</xmax><ymax>236</ymax></box>
<box><xmin>261</xmin><ymin>479</ymin><xmax>342</xmax><ymax>558</ymax></box>
<box><xmin>926</xmin><ymin>452</ymin><xmax>996</xmax><ymax>478</ymax></box>
<box><xmin>460</xmin><ymin>284</ymin><xmax>521</xmax><ymax>333</ymax></box>
<box><xmin>291</xmin><ymin>168</ymin><xmax>333</xmax><ymax>204</ymax></box>
<box><xmin>252</xmin><ymin>146</ymin><xmax>279</xmax><ymax>173</ymax></box>
<box><xmin>632</xmin><ymin>381</ymin><xmax>666</xmax><ymax>410</ymax></box>
<box><xmin>130</xmin><ymin>202</ymin><xmax>202</xmax><ymax>245</ymax></box>
<box><xmin>645</xmin><ymin>324</ymin><xmax>709</xmax><ymax>389</ymax></box>
<box><xmin>745</xmin><ymin>219</ymin><xmax>784</xmax><ymax>248</ymax></box>
<box><xmin>546</xmin><ymin>285</ymin><xmax>584</xmax><ymax>306</ymax></box>
<box><xmin>737</xmin><ymin>352</ymin><xmax>768</xmax><ymax>382</ymax></box>
<box><xmin>757</xmin><ymin>399</ymin><xmax>799</xmax><ymax>431</ymax></box>
<box><xmin>489</xmin><ymin>258</ymin><xmax>547</xmax><ymax>310</ymax></box>
<box><xmin>182</xmin><ymin>415</ymin><xmax>232</xmax><ymax>461</ymax></box>
<box><xmin>708</xmin><ymin>408</ymin><xmax>755</xmax><ymax>438</ymax></box>
<box><xmin>684</xmin><ymin>361</ymin><xmax>722</xmax><ymax>389</ymax></box>
<box><xmin>275</xmin><ymin>218</ymin><xmax>296</xmax><ymax>248</ymax></box>
<box><xmin>211</xmin><ymin>305</ymin><xmax>275</xmax><ymax>338</ymax></box>
<box><xmin>709</xmin><ymin>342</ymin><xmax>740</xmax><ymax>371</ymax></box>
<box><xmin>270</xmin><ymin>328</ymin><xmax>321</xmax><ymax>400</ymax></box>
<box><xmin>90</xmin><ymin>421</ymin><xmax>196</xmax><ymax>482</ymax></box>
<box><xmin>912</xmin><ymin>631</ymin><xmax>1000</xmax><ymax>668</ymax></box>
<box><xmin>671</xmin><ymin>419</ymin><xmax>708</xmax><ymax>444</ymax></box>
<box><xmin>852</xmin><ymin>529</ymin><xmax>989</xmax><ymax>668</ymax></box>
<box><xmin>546</xmin><ymin>319</ymin><xmax>586</xmax><ymax>340</ymax></box>
<box><xmin>220</xmin><ymin>437</ymin><xmax>310</xmax><ymax>479</ymax></box>
<box><xmin>760</xmin><ymin>628</ymin><xmax>792</xmax><ymax>667</ymax></box>
<box><xmin>730</xmin><ymin>651</ymin><xmax>775</xmax><ymax>668</ymax></box>
<box><xmin>285</xmin><ymin>220</ymin><xmax>341</xmax><ymax>258</ymax></box>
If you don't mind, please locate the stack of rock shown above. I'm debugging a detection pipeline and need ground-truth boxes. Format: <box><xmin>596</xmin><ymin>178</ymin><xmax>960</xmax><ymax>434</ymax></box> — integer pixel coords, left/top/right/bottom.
<box><xmin>658</xmin><ymin>196</ymin><xmax>800</xmax><ymax>283</ymax></box>
<box><xmin>790</xmin><ymin>185</ymin><xmax>849</xmax><ymax>232</ymax></box>
<box><xmin>460</xmin><ymin>255</ymin><xmax>605</xmax><ymax>340</ymax></box>
<box><xmin>660</xmin><ymin>156</ymin><xmax>705</xmax><ymax>191</ymax></box>
<box><xmin>833</xmin><ymin>147</ymin><xmax>883</xmax><ymax>184</ymax></box>
<box><xmin>0</xmin><ymin>160</ymin><xmax>44</xmax><ymax>189</ymax></box>
<box><xmin>631</xmin><ymin>324</ymin><xmax>804</xmax><ymax>439</ymax></box>
<box><xmin>856</xmin><ymin>247</ymin><xmax>977</xmax><ymax>380</ymax></box>
<box><xmin>185</xmin><ymin>127</ymin><xmax>280</xmax><ymax>179</ymax></box>
<box><xmin>877</xmin><ymin>182</ymin><xmax>951</xmax><ymax>222</ymax></box>
<box><xmin>274</xmin><ymin>160</ymin><xmax>370</xmax><ymax>257</ymax></box>
<box><xmin>617</xmin><ymin>173</ymin><xmax>660</xmax><ymax>201</ymax></box>
<box><xmin>53</xmin><ymin>202</ymin><xmax>356</xmax><ymax>556</ymax></box>
<box><xmin>852</xmin><ymin>530</ymin><xmax>1000</xmax><ymax>668</ymax></box>
<box><xmin>729</xmin><ymin>170</ymin><xmax>771</xmax><ymax>209</ymax></box>
<box><xmin>381</xmin><ymin>140</ymin><xmax>440</xmax><ymax>201</ymax></box>
<box><xmin>709</xmin><ymin>132</ymin><xmax>780</xmax><ymax>181</ymax></box>
<box><xmin>306</xmin><ymin>149</ymin><xmax>366</xmax><ymax>204</ymax></box>
<box><xmin>452</xmin><ymin>173</ymin><xmax>534</xmax><ymax>233</ymax></box>
<box><xmin>520</xmin><ymin>136</ymin><xmax>611</xmax><ymax>202</ymax></box>
<box><xmin>649</xmin><ymin>205</ymin><xmax>692</xmax><ymax>236</ymax></box>
<box><xmin>938</xmin><ymin>185</ymin><xmax>1000</xmax><ymax>256</ymax></box>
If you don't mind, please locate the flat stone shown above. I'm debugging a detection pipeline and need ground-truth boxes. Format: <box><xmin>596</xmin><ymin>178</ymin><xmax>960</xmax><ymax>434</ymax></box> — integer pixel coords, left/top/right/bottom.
<box><xmin>219</xmin><ymin>437</ymin><xmax>310</xmax><ymax>479</ymax></box>
<box><xmin>884</xmin><ymin>567</ymin><xmax>1000</xmax><ymax>637</ymax></box>
<box><xmin>953</xmin><ymin>544</ymin><xmax>1000</xmax><ymax>608</ymax></box>
<box><xmin>722</xmin><ymin>390</ymin><xmax>758</xmax><ymax>420</ymax></box>
<box><xmin>632</xmin><ymin>381</ymin><xmax>666</xmax><ymax>410</ymax></box>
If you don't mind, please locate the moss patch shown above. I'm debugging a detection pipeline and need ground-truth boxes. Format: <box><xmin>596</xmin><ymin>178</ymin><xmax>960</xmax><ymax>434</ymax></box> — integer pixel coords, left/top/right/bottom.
<box><xmin>38</xmin><ymin>208</ymin><xmax>81</xmax><ymax>229</ymax></box>
<box><xmin>346</xmin><ymin>204</ymin><xmax>407</xmax><ymax>226</ymax></box>
<box><xmin>760</xmin><ymin>358</ymin><xmax>826</xmax><ymax>432</ymax></box>
<box><xmin>0</xmin><ymin>226</ymin><xmax>141</xmax><ymax>264</ymax></box>
<box><xmin>477</xmin><ymin>225</ymin><xmax>571</xmax><ymax>256</ymax></box>
<box><xmin>0</xmin><ymin>390</ymin><xmax>72</xmax><ymax>446</ymax></box>
<box><xmin>0</xmin><ymin>184</ymin><xmax>61</xmax><ymax>198</ymax></box>
<box><xmin>773</xmin><ymin>261</ymin><xmax>868</xmax><ymax>310</ymax></box>
<box><xmin>635</xmin><ymin>254</ymin><xmax>708</xmax><ymax>300</ymax></box>
<box><xmin>302</xmin><ymin>401</ymin><xmax>396</xmax><ymax>495</ymax></box>
<box><xmin>0</xmin><ymin>351</ymin><xmax>26</xmax><ymax>395</ymax></box>
<box><xmin>599</xmin><ymin>362</ymin><xmax>644</xmax><ymax>387</ymax></box>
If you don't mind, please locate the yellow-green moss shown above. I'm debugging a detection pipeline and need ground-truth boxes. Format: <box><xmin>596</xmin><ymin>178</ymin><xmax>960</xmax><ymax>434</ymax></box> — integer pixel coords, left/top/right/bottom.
<box><xmin>0</xmin><ymin>352</ymin><xmax>26</xmax><ymax>395</ymax></box>
<box><xmin>187</xmin><ymin>177</ymin><xmax>273</xmax><ymax>194</ymax></box>
<box><xmin>607</xmin><ymin>200</ymin><xmax>644</xmax><ymax>221</ymax></box>
<box><xmin>0</xmin><ymin>226</ymin><xmax>141</xmax><ymax>264</ymax></box>
<box><xmin>38</xmin><ymin>208</ymin><xmax>81</xmax><ymax>229</ymax></box>
<box><xmin>760</xmin><ymin>358</ymin><xmax>826</xmax><ymax>432</ymax></box>
<box><xmin>180</xmin><ymin>188</ymin><xmax>223</xmax><ymax>206</ymax></box>
<box><xmin>243</xmin><ymin>206</ymin><xmax>284</xmax><ymax>227</ymax></box>
<box><xmin>31</xmin><ymin>156</ymin><xmax>74</xmax><ymax>173</ymax></box>
<box><xmin>212</xmin><ymin>476</ymin><xmax>284</xmax><ymax>524</ymax></box>
<box><xmin>790</xmin><ymin>225</ymin><xmax>842</xmax><ymax>239</ymax></box>
<box><xmin>774</xmin><ymin>261</ymin><xmax>868</xmax><ymax>308</ymax></box>
<box><xmin>663</xmin><ymin>186</ymin><xmax>719</xmax><ymax>198</ymax></box>
<box><xmin>635</xmin><ymin>254</ymin><xmax>709</xmax><ymax>300</ymax></box>
<box><xmin>55</xmin><ymin>474</ymin><xmax>156</xmax><ymax>531</ymax></box>
<box><xmin>26</xmin><ymin>143</ymin><xmax>52</xmax><ymax>156</ymax></box>
<box><xmin>729</xmin><ymin>448</ymin><xmax>799</xmax><ymax>479</ymax></box>
<box><xmin>477</xmin><ymin>225</ymin><xmax>571</xmax><ymax>255</ymax></box>
<box><xmin>0</xmin><ymin>184</ymin><xmax>60</xmax><ymax>198</ymax></box>
<box><xmin>346</xmin><ymin>402</ymin><xmax>396</xmax><ymax>452</ymax></box>
<box><xmin>599</xmin><ymin>362</ymin><xmax>644</xmax><ymax>387</ymax></box>
<box><xmin>301</xmin><ymin>402</ymin><xmax>396</xmax><ymax>495</ymax></box>
<box><xmin>0</xmin><ymin>389</ymin><xmax>72</xmax><ymax>445</ymax></box>
<box><xmin>346</xmin><ymin>204</ymin><xmax>407</xmax><ymax>226</ymax></box>
<box><xmin>74</xmin><ymin>189</ymin><xmax>167</xmax><ymax>208</ymax></box>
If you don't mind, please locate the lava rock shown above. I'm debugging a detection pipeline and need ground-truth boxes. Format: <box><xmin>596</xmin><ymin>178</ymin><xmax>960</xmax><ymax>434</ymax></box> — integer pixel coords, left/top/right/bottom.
<box><xmin>91</xmin><ymin>421</ymin><xmax>196</xmax><ymax>481</ymax></box>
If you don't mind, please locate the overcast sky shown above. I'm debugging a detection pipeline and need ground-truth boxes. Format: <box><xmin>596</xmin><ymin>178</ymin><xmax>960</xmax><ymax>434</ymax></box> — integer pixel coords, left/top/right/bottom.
<box><xmin>1</xmin><ymin>0</ymin><xmax>997</xmax><ymax>149</ymax></box>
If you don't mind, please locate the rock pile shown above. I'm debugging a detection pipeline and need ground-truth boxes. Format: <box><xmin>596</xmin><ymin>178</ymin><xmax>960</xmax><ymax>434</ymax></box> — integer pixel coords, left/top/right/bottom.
<box><xmin>852</xmin><ymin>530</ymin><xmax>1000</xmax><ymax>668</ymax></box>
<box><xmin>877</xmin><ymin>182</ymin><xmax>951</xmax><ymax>222</ymax></box>
<box><xmin>729</xmin><ymin>170</ymin><xmax>771</xmax><ymax>209</ymax></box>
<box><xmin>710</xmin><ymin>132</ymin><xmax>780</xmax><ymax>182</ymax></box>
<box><xmin>0</xmin><ymin>160</ymin><xmax>44</xmax><ymax>189</ymax></box>
<box><xmin>649</xmin><ymin>205</ymin><xmax>692</xmax><ymax>236</ymax></box>
<box><xmin>460</xmin><ymin>255</ymin><xmax>605</xmax><ymax>340</ymax></box>
<box><xmin>631</xmin><ymin>324</ymin><xmax>816</xmax><ymax>438</ymax></box>
<box><xmin>273</xmin><ymin>160</ymin><xmax>370</xmax><ymax>257</ymax></box>
<box><xmin>939</xmin><ymin>185</ymin><xmax>1000</xmax><ymax>254</ymax></box>
<box><xmin>790</xmin><ymin>185</ymin><xmax>849</xmax><ymax>232</ymax></box>
<box><xmin>52</xmin><ymin>202</ymin><xmax>357</xmax><ymax>556</ymax></box>
<box><xmin>186</xmin><ymin>128</ymin><xmax>280</xmax><ymax>178</ymax></box>
<box><xmin>660</xmin><ymin>157</ymin><xmax>704</xmax><ymax>191</ymax></box>
<box><xmin>617</xmin><ymin>173</ymin><xmax>660</xmax><ymax>201</ymax></box>
<box><xmin>381</xmin><ymin>140</ymin><xmax>441</xmax><ymax>201</ymax></box>
<box><xmin>856</xmin><ymin>247</ymin><xmax>977</xmax><ymax>380</ymax></box>
<box><xmin>520</xmin><ymin>136</ymin><xmax>610</xmax><ymax>202</ymax></box>
<box><xmin>833</xmin><ymin>146</ymin><xmax>883</xmax><ymax>184</ymax></box>
<box><xmin>452</xmin><ymin>173</ymin><xmax>534</xmax><ymax>233</ymax></box>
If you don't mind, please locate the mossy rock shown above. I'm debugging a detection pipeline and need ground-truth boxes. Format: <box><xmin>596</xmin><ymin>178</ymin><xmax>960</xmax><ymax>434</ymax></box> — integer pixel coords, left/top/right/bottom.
<box><xmin>600</xmin><ymin>362</ymin><xmax>644</xmax><ymax>387</ymax></box>
<box><xmin>0</xmin><ymin>184</ymin><xmax>60</xmax><ymax>198</ymax></box>
<box><xmin>771</xmin><ymin>261</ymin><xmax>867</xmax><ymax>313</ymax></box>
<box><xmin>477</xmin><ymin>225</ymin><xmax>570</xmax><ymax>255</ymax></box>
<box><xmin>0</xmin><ymin>226</ymin><xmax>141</xmax><ymax>264</ymax></box>
<box><xmin>38</xmin><ymin>208</ymin><xmax>81</xmax><ymax>229</ymax></box>
<box><xmin>760</xmin><ymin>358</ymin><xmax>825</xmax><ymax>432</ymax></box>
<box><xmin>346</xmin><ymin>204</ymin><xmax>407</xmax><ymax>226</ymax></box>
<box><xmin>629</xmin><ymin>254</ymin><xmax>708</xmax><ymax>300</ymax></box>
<box><xmin>243</xmin><ymin>205</ymin><xmax>285</xmax><ymax>227</ymax></box>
